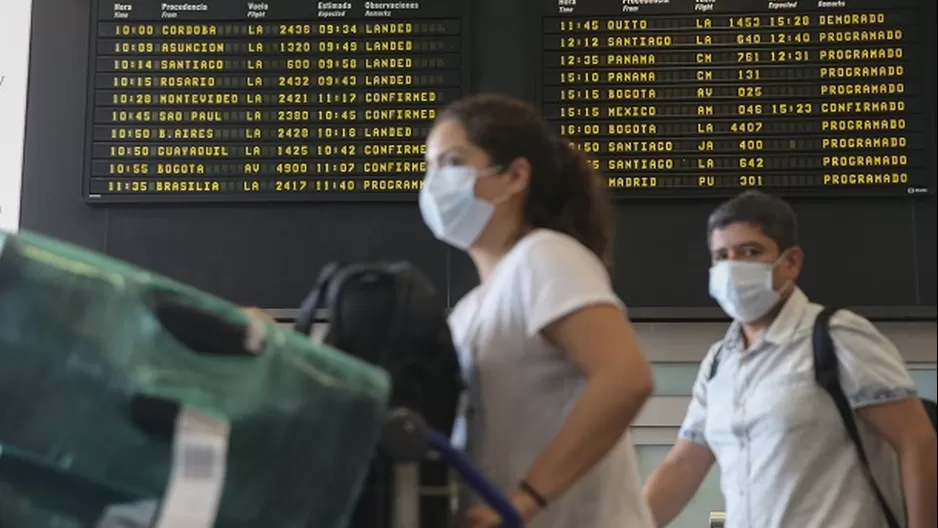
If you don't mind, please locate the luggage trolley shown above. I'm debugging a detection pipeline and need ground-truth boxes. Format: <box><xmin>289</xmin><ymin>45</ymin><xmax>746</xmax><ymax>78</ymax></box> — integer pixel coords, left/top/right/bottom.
<box><xmin>290</xmin><ymin>262</ymin><xmax>515</xmax><ymax>528</ymax></box>
<box><xmin>381</xmin><ymin>408</ymin><xmax>522</xmax><ymax>528</ymax></box>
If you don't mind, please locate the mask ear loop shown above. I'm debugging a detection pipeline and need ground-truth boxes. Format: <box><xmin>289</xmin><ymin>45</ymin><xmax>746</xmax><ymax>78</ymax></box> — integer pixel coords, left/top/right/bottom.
<box><xmin>478</xmin><ymin>163</ymin><xmax>518</xmax><ymax>207</ymax></box>
<box><xmin>769</xmin><ymin>250</ymin><xmax>795</xmax><ymax>296</ymax></box>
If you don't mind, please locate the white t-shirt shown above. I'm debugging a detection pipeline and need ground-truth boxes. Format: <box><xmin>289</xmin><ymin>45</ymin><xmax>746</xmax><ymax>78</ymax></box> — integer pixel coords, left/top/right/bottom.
<box><xmin>448</xmin><ymin>229</ymin><xmax>654</xmax><ymax>528</ymax></box>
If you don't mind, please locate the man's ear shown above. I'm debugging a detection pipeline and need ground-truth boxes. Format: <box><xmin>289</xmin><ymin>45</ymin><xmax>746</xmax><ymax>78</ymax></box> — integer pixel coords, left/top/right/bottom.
<box><xmin>785</xmin><ymin>245</ymin><xmax>805</xmax><ymax>275</ymax></box>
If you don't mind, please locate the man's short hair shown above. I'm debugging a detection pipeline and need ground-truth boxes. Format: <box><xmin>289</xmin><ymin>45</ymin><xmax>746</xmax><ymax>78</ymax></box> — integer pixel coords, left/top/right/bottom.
<box><xmin>707</xmin><ymin>191</ymin><xmax>798</xmax><ymax>251</ymax></box>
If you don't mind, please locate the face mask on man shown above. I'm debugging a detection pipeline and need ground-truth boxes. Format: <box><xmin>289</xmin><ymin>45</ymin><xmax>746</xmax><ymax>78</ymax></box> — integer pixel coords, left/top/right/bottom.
<box><xmin>708</xmin><ymin>255</ymin><xmax>790</xmax><ymax>323</ymax></box>
<box><xmin>418</xmin><ymin>165</ymin><xmax>501</xmax><ymax>250</ymax></box>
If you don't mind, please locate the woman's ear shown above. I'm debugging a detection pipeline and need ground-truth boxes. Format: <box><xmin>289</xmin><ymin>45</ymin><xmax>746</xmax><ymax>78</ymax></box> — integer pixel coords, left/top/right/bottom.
<box><xmin>503</xmin><ymin>157</ymin><xmax>532</xmax><ymax>194</ymax></box>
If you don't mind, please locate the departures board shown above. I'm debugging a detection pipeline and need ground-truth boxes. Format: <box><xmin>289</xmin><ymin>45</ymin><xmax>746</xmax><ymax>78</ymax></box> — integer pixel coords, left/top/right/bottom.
<box><xmin>542</xmin><ymin>0</ymin><xmax>933</xmax><ymax>197</ymax></box>
<box><xmin>85</xmin><ymin>0</ymin><xmax>469</xmax><ymax>202</ymax></box>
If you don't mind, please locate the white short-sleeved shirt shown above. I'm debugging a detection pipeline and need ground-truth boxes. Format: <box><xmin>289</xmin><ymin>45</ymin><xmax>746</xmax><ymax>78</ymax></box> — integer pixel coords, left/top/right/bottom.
<box><xmin>679</xmin><ymin>287</ymin><xmax>916</xmax><ymax>528</ymax></box>
<box><xmin>448</xmin><ymin>229</ymin><xmax>654</xmax><ymax>528</ymax></box>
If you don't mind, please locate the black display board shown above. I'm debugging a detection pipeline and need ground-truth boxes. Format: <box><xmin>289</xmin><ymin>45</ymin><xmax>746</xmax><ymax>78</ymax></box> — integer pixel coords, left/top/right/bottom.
<box><xmin>541</xmin><ymin>0</ymin><xmax>933</xmax><ymax>198</ymax></box>
<box><xmin>84</xmin><ymin>0</ymin><xmax>470</xmax><ymax>202</ymax></box>
<box><xmin>19</xmin><ymin>0</ymin><xmax>937</xmax><ymax>319</ymax></box>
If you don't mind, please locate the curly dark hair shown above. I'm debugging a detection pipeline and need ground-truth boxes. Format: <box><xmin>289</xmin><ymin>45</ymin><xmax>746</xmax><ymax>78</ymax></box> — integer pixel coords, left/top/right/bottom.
<box><xmin>436</xmin><ymin>94</ymin><xmax>613</xmax><ymax>266</ymax></box>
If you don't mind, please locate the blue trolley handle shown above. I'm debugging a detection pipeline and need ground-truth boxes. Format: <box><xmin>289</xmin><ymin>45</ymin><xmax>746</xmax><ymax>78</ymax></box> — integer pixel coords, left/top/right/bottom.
<box><xmin>380</xmin><ymin>408</ymin><xmax>524</xmax><ymax>528</ymax></box>
<box><xmin>426</xmin><ymin>429</ymin><xmax>524</xmax><ymax>528</ymax></box>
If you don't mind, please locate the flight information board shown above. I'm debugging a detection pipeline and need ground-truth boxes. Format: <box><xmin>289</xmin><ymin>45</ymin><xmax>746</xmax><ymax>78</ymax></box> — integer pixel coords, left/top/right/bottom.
<box><xmin>84</xmin><ymin>0</ymin><xmax>469</xmax><ymax>202</ymax></box>
<box><xmin>542</xmin><ymin>0</ymin><xmax>933</xmax><ymax>197</ymax></box>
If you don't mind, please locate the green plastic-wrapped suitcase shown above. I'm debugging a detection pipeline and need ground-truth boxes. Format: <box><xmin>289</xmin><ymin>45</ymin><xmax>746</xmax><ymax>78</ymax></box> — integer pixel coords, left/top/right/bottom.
<box><xmin>0</xmin><ymin>229</ymin><xmax>392</xmax><ymax>527</ymax></box>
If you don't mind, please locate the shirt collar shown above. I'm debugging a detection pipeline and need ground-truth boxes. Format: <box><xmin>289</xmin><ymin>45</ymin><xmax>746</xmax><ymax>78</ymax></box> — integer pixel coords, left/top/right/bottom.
<box><xmin>763</xmin><ymin>287</ymin><xmax>811</xmax><ymax>346</ymax></box>
<box><xmin>721</xmin><ymin>320</ymin><xmax>744</xmax><ymax>353</ymax></box>
<box><xmin>720</xmin><ymin>287</ymin><xmax>811</xmax><ymax>352</ymax></box>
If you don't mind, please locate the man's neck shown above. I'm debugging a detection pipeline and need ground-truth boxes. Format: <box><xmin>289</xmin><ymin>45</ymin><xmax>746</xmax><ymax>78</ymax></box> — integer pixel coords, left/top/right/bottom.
<box><xmin>740</xmin><ymin>320</ymin><xmax>772</xmax><ymax>350</ymax></box>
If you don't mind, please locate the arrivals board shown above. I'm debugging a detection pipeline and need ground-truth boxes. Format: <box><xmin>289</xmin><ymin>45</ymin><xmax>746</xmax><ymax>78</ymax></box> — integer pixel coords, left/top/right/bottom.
<box><xmin>85</xmin><ymin>0</ymin><xmax>469</xmax><ymax>202</ymax></box>
<box><xmin>542</xmin><ymin>0</ymin><xmax>933</xmax><ymax>197</ymax></box>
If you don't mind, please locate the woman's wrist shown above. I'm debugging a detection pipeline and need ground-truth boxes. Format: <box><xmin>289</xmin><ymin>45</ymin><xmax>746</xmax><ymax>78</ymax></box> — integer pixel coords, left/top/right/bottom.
<box><xmin>518</xmin><ymin>479</ymin><xmax>549</xmax><ymax>509</ymax></box>
<box><xmin>508</xmin><ymin>489</ymin><xmax>542</xmax><ymax>522</ymax></box>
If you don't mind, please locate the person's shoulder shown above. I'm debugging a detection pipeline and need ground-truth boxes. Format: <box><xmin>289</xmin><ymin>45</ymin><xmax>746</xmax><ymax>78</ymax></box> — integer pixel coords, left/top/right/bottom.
<box><xmin>516</xmin><ymin>228</ymin><xmax>589</xmax><ymax>254</ymax></box>
<box><xmin>802</xmin><ymin>300</ymin><xmax>880</xmax><ymax>336</ymax></box>
<box><xmin>449</xmin><ymin>286</ymin><xmax>481</xmax><ymax>323</ymax></box>
<box><xmin>509</xmin><ymin>229</ymin><xmax>605</xmax><ymax>273</ymax></box>
<box><xmin>805</xmin><ymin>301</ymin><xmax>902</xmax><ymax>363</ymax></box>
<box><xmin>828</xmin><ymin>307</ymin><xmax>877</xmax><ymax>332</ymax></box>
<box><xmin>502</xmin><ymin>230</ymin><xmax>621</xmax><ymax>318</ymax></box>
<box><xmin>447</xmin><ymin>287</ymin><xmax>481</xmax><ymax>343</ymax></box>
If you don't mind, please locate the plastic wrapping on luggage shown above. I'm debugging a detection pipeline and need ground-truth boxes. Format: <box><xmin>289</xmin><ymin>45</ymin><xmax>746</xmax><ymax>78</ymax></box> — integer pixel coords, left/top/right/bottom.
<box><xmin>0</xmin><ymin>443</ymin><xmax>144</xmax><ymax>527</ymax></box>
<box><xmin>0</xmin><ymin>229</ymin><xmax>391</xmax><ymax>527</ymax></box>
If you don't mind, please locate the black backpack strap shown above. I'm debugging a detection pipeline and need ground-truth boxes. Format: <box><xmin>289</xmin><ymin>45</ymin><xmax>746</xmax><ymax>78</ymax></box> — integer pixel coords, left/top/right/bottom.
<box><xmin>812</xmin><ymin>306</ymin><xmax>902</xmax><ymax>528</ymax></box>
<box><xmin>707</xmin><ymin>344</ymin><xmax>723</xmax><ymax>381</ymax></box>
<box><xmin>293</xmin><ymin>261</ymin><xmax>344</xmax><ymax>335</ymax></box>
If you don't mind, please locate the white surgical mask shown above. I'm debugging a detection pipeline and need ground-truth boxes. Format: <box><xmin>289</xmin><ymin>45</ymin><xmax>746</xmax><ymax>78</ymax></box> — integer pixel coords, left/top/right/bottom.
<box><xmin>708</xmin><ymin>257</ymin><xmax>788</xmax><ymax>323</ymax></box>
<box><xmin>418</xmin><ymin>165</ymin><xmax>496</xmax><ymax>250</ymax></box>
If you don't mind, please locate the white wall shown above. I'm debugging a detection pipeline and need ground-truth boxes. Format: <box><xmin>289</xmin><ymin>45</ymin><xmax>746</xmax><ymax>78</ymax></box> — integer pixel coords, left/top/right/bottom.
<box><xmin>634</xmin><ymin>321</ymin><xmax>937</xmax><ymax>362</ymax></box>
<box><xmin>276</xmin><ymin>316</ymin><xmax>938</xmax><ymax>366</ymax></box>
<box><xmin>0</xmin><ymin>0</ymin><xmax>34</xmax><ymax>233</ymax></box>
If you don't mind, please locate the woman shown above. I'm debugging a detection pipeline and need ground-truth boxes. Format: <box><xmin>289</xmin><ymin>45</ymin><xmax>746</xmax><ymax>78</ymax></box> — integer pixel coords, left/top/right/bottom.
<box><xmin>419</xmin><ymin>94</ymin><xmax>656</xmax><ymax>528</ymax></box>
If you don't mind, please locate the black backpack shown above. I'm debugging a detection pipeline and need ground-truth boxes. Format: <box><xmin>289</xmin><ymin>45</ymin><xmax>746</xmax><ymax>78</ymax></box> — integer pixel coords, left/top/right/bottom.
<box><xmin>294</xmin><ymin>261</ymin><xmax>463</xmax><ymax>528</ymax></box>
<box><xmin>708</xmin><ymin>306</ymin><xmax>937</xmax><ymax>528</ymax></box>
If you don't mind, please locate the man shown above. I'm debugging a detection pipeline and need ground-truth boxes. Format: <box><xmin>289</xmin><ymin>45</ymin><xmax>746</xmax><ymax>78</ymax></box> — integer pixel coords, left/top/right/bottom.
<box><xmin>643</xmin><ymin>191</ymin><xmax>937</xmax><ymax>528</ymax></box>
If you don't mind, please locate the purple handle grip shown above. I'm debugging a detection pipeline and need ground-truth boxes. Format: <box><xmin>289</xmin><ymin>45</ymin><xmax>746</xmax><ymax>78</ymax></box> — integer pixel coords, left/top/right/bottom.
<box><xmin>426</xmin><ymin>429</ymin><xmax>523</xmax><ymax>528</ymax></box>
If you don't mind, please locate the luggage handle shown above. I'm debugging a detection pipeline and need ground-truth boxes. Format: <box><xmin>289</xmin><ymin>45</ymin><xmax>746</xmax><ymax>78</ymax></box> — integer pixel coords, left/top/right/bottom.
<box><xmin>294</xmin><ymin>261</ymin><xmax>345</xmax><ymax>336</ymax></box>
<box><xmin>147</xmin><ymin>289</ymin><xmax>266</xmax><ymax>358</ymax></box>
<box><xmin>381</xmin><ymin>409</ymin><xmax>523</xmax><ymax>528</ymax></box>
<box><xmin>128</xmin><ymin>290</ymin><xmax>266</xmax><ymax>443</ymax></box>
<box><xmin>426</xmin><ymin>431</ymin><xmax>524</xmax><ymax>528</ymax></box>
